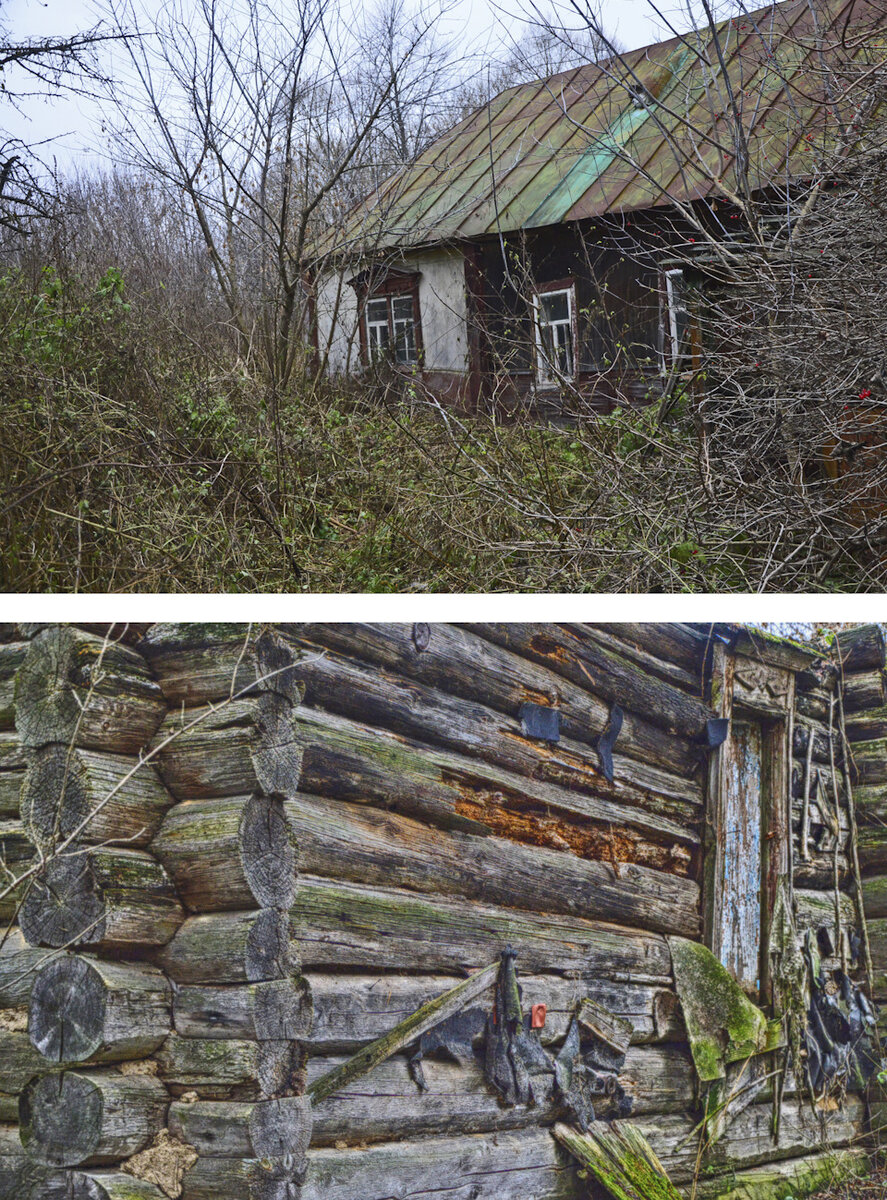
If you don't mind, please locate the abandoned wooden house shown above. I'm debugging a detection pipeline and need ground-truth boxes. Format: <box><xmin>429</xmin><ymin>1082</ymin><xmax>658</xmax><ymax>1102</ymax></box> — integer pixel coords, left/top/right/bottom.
<box><xmin>1</xmin><ymin>621</ymin><xmax>887</xmax><ymax>1200</ymax></box>
<box><xmin>312</xmin><ymin>0</ymin><xmax>882</xmax><ymax>410</ymax></box>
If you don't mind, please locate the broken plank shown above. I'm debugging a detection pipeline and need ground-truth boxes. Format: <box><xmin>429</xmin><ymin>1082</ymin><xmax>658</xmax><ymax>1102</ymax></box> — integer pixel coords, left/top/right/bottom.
<box><xmin>306</xmin><ymin>960</ymin><xmax>498</xmax><ymax>1103</ymax></box>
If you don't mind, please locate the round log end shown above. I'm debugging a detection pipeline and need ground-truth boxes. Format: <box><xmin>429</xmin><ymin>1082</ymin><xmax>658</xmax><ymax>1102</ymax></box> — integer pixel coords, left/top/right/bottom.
<box><xmin>20</xmin><ymin>1072</ymin><xmax>104</xmax><ymax>1166</ymax></box>
<box><xmin>245</xmin><ymin>910</ymin><xmax>298</xmax><ymax>982</ymax></box>
<box><xmin>20</xmin><ymin>856</ymin><xmax>106</xmax><ymax>949</ymax></box>
<box><xmin>240</xmin><ymin>795</ymin><xmax>298</xmax><ymax>909</ymax></box>
<box><xmin>29</xmin><ymin>956</ymin><xmax>105</xmax><ymax>1062</ymax></box>
<box><xmin>22</xmin><ymin>745</ymin><xmax>89</xmax><ymax>850</ymax></box>
<box><xmin>248</xmin><ymin>1095</ymin><xmax>313</xmax><ymax>1160</ymax></box>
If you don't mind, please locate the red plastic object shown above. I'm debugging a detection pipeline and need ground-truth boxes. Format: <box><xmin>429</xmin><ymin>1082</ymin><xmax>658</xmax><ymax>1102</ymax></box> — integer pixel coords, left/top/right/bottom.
<box><xmin>530</xmin><ymin>1003</ymin><xmax>547</xmax><ymax>1029</ymax></box>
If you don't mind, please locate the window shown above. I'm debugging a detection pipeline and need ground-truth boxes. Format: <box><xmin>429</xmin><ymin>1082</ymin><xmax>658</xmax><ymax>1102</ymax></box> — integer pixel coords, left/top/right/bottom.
<box><xmin>533</xmin><ymin>286</ymin><xmax>576</xmax><ymax>385</ymax></box>
<box><xmin>364</xmin><ymin>293</ymin><xmax>419</xmax><ymax>366</ymax></box>
<box><xmin>664</xmin><ymin>268</ymin><xmax>688</xmax><ymax>364</ymax></box>
<box><xmin>366</xmin><ymin>298</ymin><xmax>390</xmax><ymax>359</ymax></box>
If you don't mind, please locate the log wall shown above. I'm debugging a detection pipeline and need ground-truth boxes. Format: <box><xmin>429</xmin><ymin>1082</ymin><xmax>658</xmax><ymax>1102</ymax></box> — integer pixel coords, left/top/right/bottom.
<box><xmin>0</xmin><ymin>622</ymin><xmax>876</xmax><ymax>1200</ymax></box>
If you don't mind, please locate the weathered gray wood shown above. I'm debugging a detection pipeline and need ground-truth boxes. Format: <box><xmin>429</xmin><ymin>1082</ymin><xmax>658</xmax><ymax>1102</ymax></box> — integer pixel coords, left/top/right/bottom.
<box><xmin>181</xmin><ymin>1155</ymin><xmax>308</xmax><ymax>1200</ymax></box>
<box><xmin>173</xmin><ymin>978</ymin><xmax>313</xmax><ymax>1041</ymax></box>
<box><xmin>155</xmin><ymin>702</ymin><xmax>700</xmax><ymax>879</ymax></box>
<box><xmin>845</xmin><ymin>706</ymin><xmax>887</xmax><ymax>745</ymax></box>
<box><xmin>152</xmin><ymin>696</ymin><xmax>303</xmax><ymax>804</ymax></box>
<box><xmin>21</xmin><ymin>746</ymin><xmax>173</xmax><ymax>852</ymax></box>
<box><xmin>155</xmin><ymin>791</ymin><xmax>701</xmax><ymax>934</ymax></box>
<box><xmin>298</xmin><ymin>793</ymin><xmax>698</xmax><ymax>935</ymax></box>
<box><xmin>303</xmin><ymin>971</ymin><xmax>683</xmax><ymax>1052</ymax></box>
<box><xmin>576</xmin><ymin>996</ymin><xmax>633</xmax><ymax>1053</ymax></box>
<box><xmin>141</xmin><ymin>621</ymin><xmax>703</xmax><ymax>782</ymax></box>
<box><xmin>28</xmin><ymin>956</ymin><xmax>170</xmax><ymax>1064</ymax></box>
<box><xmin>857</xmin><ymin>824</ymin><xmax>887</xmax><ymax>873</ymax></box>
<box><xmin>836</xmin><ymin>624</ymin><xmax>886</xmax><ymax>673</ymax></box>
<box><xmin>271</xmin><ymin>637</ymin><xmax>706</xmax><ymax>821</ymax></box>
<box><xmin>307</xmin><ymin>1045</ymin><xmax>694</xmax><ymax>1146</ymax></box>
<box><xmin>152</xmin><ymin>795</ymin><xmax>299</xmax><ymax>912</ymax></box>
<box><xmin>0</xmin><ymin>1121</ymin><xmax>48</xmax><ymax>1200</ymax></box>
<box><xmin>864</xmin><ymin>918</ymin><xmax>887</xmax><ymax>997</ymax></box>
<box><xmin>19</xmin><ymin>849</ymin><xmax>183</xmax><ymax>951</ymax></box>
<box><xmin>168</xmin><ymin>1096</ymin><xmax>312</xmax><ymax>1159</ymax></box>
<box><xmin>462</xmin><ymin>623</ymin><xmax>715</xmax><ymax>738</ymax></box>
<box><xmin>37</xmin><ymin>1171</ymin><xmax>168</xmax><ymax>1199</ymax></box>
<box><xmin>153</xmin><ymin>909</ymin><xmax>299</xmax><ymax>984</ymax></box>
<box><xmin>0</xmin><ymin>731</ymin><xmax>27</xmax><ymax>771</ymax></box>
<box><xmin>156</xmin><ymin>1034</ymin><xmax>305</xmax><ymax>1100</ymax></box>
<box><xmin>0</xmin><ymin>927</ymin><xmax>54</xmax><ymax>1006</ymax></box>
<box><xmin>289</xmin><ymin>875</ymin><xmax>672</xmax><ymax>977</ymax></box>
<box><xmin>0</xmin><ymin>642</ymin><xmax>28</xmax><ymax>731</ymax></box>
<box><xmin>15</xmin><ymin>627</ymin><xmax>165</xmax><ymax>753</ymax></box>
<box><xmin>586</xmin><ymin>623</ymin><xmax>709</xmax><ymax>681</ymax></box>
<box><xmin>301</xmin><ymin>1129</ymin><xmax>579</xmax><ymax>1200</ymax></box>
<box><xmin>299</xmin><ymin>1096</ymin><xmax>864</xmax><ymax>1200</ymax></box>
<box><xmin>307</xmin><ymin>961</ymin><xmax>499</xmax><ymax>1104</ymax></box>
<box><xmin>843</xmin><ymin>670</ymin><xmax>886</xmax><ymax>714</ymax></box>
<box><xmin>862</xmin><ymin>874</ymin><xmax>887</xmax><ymax>919</ymax></box>
<box><xmin>849</xmin><ymin>782</ymin><xmax>887</xmax><ymax>821</ymax></box>
<box><xmin>846</xmin><ymin>737</ymin><xmax>887</xmax><ymax>787</ymax></box>
<box><xmin>0</xmin><ymin>768</ymin><xmax>23</xmax><ymax>818</ymax></box>
<box><xmin>19</xmin><ymin>1070</ymin><xmax>168</xmax><ymax>1166</ymax></box>
<box><xmin>0</xmin><ymin>1031</ymin><xmax>57</xmax><ymax>1093</ymax></box>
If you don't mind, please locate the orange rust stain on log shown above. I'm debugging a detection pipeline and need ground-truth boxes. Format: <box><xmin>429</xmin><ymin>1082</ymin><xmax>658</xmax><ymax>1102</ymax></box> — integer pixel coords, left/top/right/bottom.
<box><xmin>451</xmin><ymin>785</ymin><xmax>692</xmax><ymax>878</ymax></box>
<box><xmin>518</xmin><ymin>686</ymin><xmax>561</xmax><ymax>707</ymax></box>
<box><xmin>529</xmin><ymin>633</ymin><xmax>575</xmax><ymax>666</ymax></box>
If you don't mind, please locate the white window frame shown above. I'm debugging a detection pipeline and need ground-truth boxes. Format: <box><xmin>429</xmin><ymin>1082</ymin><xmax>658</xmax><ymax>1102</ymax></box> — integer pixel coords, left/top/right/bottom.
<box><xmin>365</xmin><ymin>292</ymin><xmax>419</xmax><ymax>366</ymax></box>
<box><xmin>366</xmin><ymin>297</ymin><xmax>390</xmax><ymax>361</ymax></box>
<box><xmin>664</xmin><ymin>268</ymin><xmax>688</xmax><ymax>365</ymax></box>
<box><xmin>532</xmin><ymin>285</ymin><xmax>576</xmax><ymax>387</ymax></box>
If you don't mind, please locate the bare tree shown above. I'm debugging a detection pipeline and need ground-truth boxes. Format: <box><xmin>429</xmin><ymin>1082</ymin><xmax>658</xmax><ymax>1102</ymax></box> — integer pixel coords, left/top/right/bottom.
<box><xmin>0</xmin><ymin>9</ymin><xmax>125</xmax><ymax>232</ymax></box>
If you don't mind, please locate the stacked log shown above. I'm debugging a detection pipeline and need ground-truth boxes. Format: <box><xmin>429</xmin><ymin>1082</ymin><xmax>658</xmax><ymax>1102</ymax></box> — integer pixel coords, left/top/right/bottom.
<box><xmin>835</xmin><ymin>626</ymin><xmax>887</xmax><ymax>1000</ymax></box>
<box><xmin>147</xmin><ymin>630</ymin><xmax>313</xmax><ymax>1199</ymax></box>
<box><xmin>3</xmin><ymin>625</ymin><xmax>176</xmax><ymax>1196</ymax></box>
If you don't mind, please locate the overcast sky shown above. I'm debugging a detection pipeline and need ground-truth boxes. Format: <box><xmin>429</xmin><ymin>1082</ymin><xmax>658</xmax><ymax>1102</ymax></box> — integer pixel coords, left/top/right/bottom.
<box><xmin>1</xmin><ymin>0</ymin><xmax>710</xmax><ymax>170</ymax></box>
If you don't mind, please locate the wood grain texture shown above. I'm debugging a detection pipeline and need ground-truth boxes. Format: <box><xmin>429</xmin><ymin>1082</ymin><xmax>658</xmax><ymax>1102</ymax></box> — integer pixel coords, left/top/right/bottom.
<box><xmin>462</xmin><ymin>623</ymin><xmax>715</xmax><ymax>738</ymax></box>
<box><xmin>193</xmin><ymin>791</ymin><xmax>702</xmax><ymax>937</ymax></box>
<box><xmin>152</xmin><ymin>795</ymin><xmax>298</xmax><ymax>912</ymax></box>
<box><xmin>0</xmin><ymin>927</ymin><xmax>54</xmax><ymax>1006</ymax></box>
<box><xmin>153</xmin><ymin>909</ymin><xmax>299</xmax><ymax>984</ymax></box>
<box><xmin>180</xmin><ymin>1155</ymin><xmax>307</xmax><ymax>1200</ymax></box>
<box><xmin>38</xmin><ymin>1171</ymin><xmax>169</xmax><ymax>1199</ymax></box>
<box><xmin>836</xmin><ymin>625</ymin><xmax>887</xmax><ymax>673</ymax></box>
<box><xmin>302</xmin><ymin>971</ymin><xmax>683</xmax><ymax>1052</ymax></box>
<box><xmin>28</xmin><ymin>957</ymin><xmax>170</xmax><ymax>1065</ymax></box>
<box><xmin>307</xmin><ymin>1044</ymin><xmax>694</xmax><ymax>1145</ymax></box>
<box><xmin>156</xmin><ymin>1034</ymin><xmax>306</xmax><ymax>1101</ymax></box>
<box><xmin>19</xmin><ymin>848</ymin><xmax>183</xmax><ymax>952</ymax></box>
<box><xmin>151</xmin><ymin>688</ymin><xmax>304</xmax><ymax>804</ymax></box>
<box><xmin>168</xmin><ymin>1096</ymin><xmax>312</xmax><ymax>1159</ymax></box>
<box><xmin>19</xmin><ymin>1070</ymin><xmax>168</xmax><ymax>1167</ymax></box>
<box><xmin>141</xmin><ymin>621</ymin><xmax>703</xmax><ymax>782</ymax></box>
<box><xmin>154</xmin><ymin>699</ymin><xmax>703</xmax><ymax>872</ymax></box>
<box><xmin>0</xmin><ymin>1031</ymin><xmax>57</xmax><ymax>1093</ymax></box>
<box><xmin>289</xmin><ymin>874</ymin><xmax>672</xmax><ymax>977</ymax></box>
<box><xmin>21</xmin><ymin>746</ymin><xmax>173</xmax><ymax>851</ymax></box>
<box><xmin>15</xmin><ymin>627</ymin><xmax>165</xmax><ymax>753</ymax></box>
<box><xmin>173</xmin><ymin>978</ymin><xmax>313</xmax><ymax>1041</ymax></box>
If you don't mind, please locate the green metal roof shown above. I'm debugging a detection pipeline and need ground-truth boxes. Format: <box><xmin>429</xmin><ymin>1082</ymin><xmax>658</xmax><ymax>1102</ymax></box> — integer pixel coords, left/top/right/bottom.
<box><xmin>329</xmin><ymin>0</ymin><xmax>883</xmax><ymax>255</ymax></box>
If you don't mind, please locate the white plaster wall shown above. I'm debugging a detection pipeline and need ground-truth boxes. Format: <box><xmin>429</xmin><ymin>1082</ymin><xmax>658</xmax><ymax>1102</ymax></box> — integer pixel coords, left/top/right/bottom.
<box><xmin>316</xmin><ymin>246</ymin><xmax>468</xmax><ymax>376</ymax></box>
<box><xmin>416</xmin><ymin>248</ymin><xmax>468</xmax><ymax>374</ymax></box>
<box><xmin>316</xmin><ymin>270</ymin><xmax>361</xmax><ymax>375</ymax></box>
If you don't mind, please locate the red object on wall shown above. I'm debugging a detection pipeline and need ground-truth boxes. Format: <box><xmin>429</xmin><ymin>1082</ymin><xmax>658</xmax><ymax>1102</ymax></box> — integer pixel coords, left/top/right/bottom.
<box><xmin>531</xmin><ymin>1003</ymin><xmax>547</xmax><ymax>1029</ymax></box>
